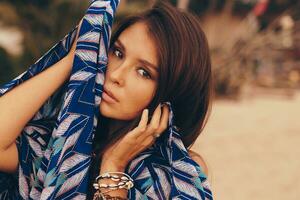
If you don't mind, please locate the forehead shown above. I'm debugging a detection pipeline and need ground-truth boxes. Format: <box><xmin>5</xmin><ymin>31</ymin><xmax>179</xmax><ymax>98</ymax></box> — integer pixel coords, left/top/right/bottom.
<box><xmin>117</xmin><ymin>22</ymin><xmax>158</xmax><ymax>66</ymax></box>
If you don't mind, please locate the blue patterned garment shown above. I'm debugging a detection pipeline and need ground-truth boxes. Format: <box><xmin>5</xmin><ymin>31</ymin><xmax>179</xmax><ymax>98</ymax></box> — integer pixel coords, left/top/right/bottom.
<box><xmin>0</xmin><ymin>0</ymin><xmax>213</xmax><ymax>199</ymax></box>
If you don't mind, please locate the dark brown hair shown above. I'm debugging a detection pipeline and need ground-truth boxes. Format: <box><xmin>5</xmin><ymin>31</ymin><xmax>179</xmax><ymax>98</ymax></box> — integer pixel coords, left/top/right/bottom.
<box><xmin>88</xmin><ymin>1</ymin><xmax>213</xmax><ymax>195</ymax></box>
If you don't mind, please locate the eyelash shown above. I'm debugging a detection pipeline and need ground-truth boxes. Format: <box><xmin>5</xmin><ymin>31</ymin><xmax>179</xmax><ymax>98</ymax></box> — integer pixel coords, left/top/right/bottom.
<box><xmin>110</xmin><ymin>46</ymin><xmax>152</xmax><ymax>79</ymax></box>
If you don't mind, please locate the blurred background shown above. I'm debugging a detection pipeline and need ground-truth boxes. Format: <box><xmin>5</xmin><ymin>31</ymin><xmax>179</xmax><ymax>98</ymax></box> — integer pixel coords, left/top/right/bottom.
<box><xmin>0</xmin><ymin>0</ymin><xmax>299</xmax><ymax>199</ymax></box>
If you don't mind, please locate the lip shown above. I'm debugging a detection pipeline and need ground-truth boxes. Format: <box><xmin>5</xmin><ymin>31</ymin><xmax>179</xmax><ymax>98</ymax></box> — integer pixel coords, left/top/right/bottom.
<box><xmin>102</xmin><ymin>87</ymin><xmax>119</xmax><ymax>103</ymax></box>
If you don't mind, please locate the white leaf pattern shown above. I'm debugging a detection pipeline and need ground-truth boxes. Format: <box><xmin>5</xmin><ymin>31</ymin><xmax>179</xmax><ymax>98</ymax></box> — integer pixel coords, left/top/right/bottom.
<box><xmin>145</xmin><ymin>185</ymin><xmax>159</xmax><ymax>200</ymax></box>
<box><xmin>202</xmin><ymin>179</ymin><xmax>211</xmax><ymax>190</ymax></box>
<box><xmin>75</xmin><ymin>49</ymin><xmax>98</xmax><ymax>63</ymax></box>
<box><xmin>172</xmin><ymin>160</ymin><xmax>199</xmax><ymax>177</ymax></box>
<box><xmin>95</xmin><ymin>95</ymin><xmax>102</xmax><ymax>106</ymax></box>
<box><xmin>57</xmin><ymin>129</ymin><xmax>82</xmax><ymax>163</ymax></box>
<box><xmin>95</xmin><ymin>71</ymin><xmax>105</xmax><ymax>85</ymax></box>
<box><xmin>56</xmin><ymin>167</ymin><xmax>89</xmax><ymax>197</ymax></box>
<box><xmin>54</xmin><ymin>114</ymin><xmax>80</xmax><ymax>137</ymax></box>
<box><xmin>173</xmin><ymin>176</ymin><xmax>202</xmax><ymax>199</ymax></box>
<box><xmin>71</xmin><ymin>194</ymin><xmax>86</xmax><ymax>200</ymax></box>
<box><xmin>135</xmin><ymin>167</ymin><xmax>151</xmax><ymax>181</ymax></box>
<box><xmin>29</xmin><ymin>187</ymin><xmax>41</xmax><ymax>200</ymax></box>
<box><xmin>37</xmin><ymin>169</ymin><xmax>46</xmax><ymax>183</ymax></box>
<box><xmin>27</xmin><ymin>137</ymin><xmax>43</xmax><ymax>157</ymax></box>
<box><xmin>24</xmin><ymin>126</ymin><xmax>48</xmax><ymax>135</ymax></box>
<box><xmin>84</xmin><ymin>14</ymin><xmax>104</xmax><ymax>26</ymax></box>
<box><xmin>71</xmin><ymin>71</ymin><xmax>94</xmax><ymax>81</ymax></box>
<box><xmin>128</xmin><ymin>154</ymin><xmax>151</xmax><ymax>173</ymax></box>
<box><xmin>173</xmin><ymin>136</ymin><xmax>186</xmax><ymax>152</ymax></box>
<box><xmin>44</xmin><ymin>148</ymin><xmax>51</xmax><ymax>161</ymax></box>
<box><xmin>78</xmin><ymin>31</ymin><xmax>100</xmax><ymax>44</ymax></box>
<box><xmin>61</xmin><ymin>89</ymin><xmax>75</xmax><ymax>111</ymax></box>
<box><xmin>59</xmin><ymin>154</ymin><xmax>89</xmax><ymax>173</ymax></box>
<box><xmin>98</xmin><ymin>36</ymin><xmax>107</xmax><ymax>64</ymax></box>
<box><xmin>153</xmin><ymin>167</ymin><xmax>171</xmax><ymax>198</ymax></box>
<box><xmin>19</xmin><ymin>167</ymin><xmax>29</xmax><ymax>199</ymax></box>
<box><xmin>40</xmin><ymin>186</ymin><xmax>55</xmax><ymax>200</ymax></box>
<box><xmin>91</xmin><ymin>1</ymin><xmax>113</xmax><ymax>16</ymax></box>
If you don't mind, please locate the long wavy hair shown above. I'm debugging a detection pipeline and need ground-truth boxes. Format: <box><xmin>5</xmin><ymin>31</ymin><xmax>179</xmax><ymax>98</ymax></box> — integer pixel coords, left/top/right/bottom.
<box><xmin>88</xmin><ymin>1</ymin><xmax>213</xmax><ymax>195</ymax></box>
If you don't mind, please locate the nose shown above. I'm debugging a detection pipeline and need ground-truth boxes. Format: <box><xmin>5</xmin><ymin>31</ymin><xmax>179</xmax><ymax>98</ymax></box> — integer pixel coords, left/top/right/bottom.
<box><xmin>107</xmin><ymin>60</ymin><xmax>130</xmax><ymax>86</ymax></box>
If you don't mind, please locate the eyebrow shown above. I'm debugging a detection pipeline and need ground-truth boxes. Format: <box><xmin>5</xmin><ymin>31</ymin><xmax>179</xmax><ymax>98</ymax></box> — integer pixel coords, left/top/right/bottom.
<box><xmin>115</xmin><ymin>39</ymin><xmax>158</xmax><ymax>72</ymax></box>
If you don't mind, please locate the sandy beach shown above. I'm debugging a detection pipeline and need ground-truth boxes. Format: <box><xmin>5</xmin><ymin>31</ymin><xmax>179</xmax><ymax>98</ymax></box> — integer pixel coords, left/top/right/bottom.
<box><xmin>192</xmin><ymin>89</ymin><xmax>300</xmax><ymax>200</ymax></box>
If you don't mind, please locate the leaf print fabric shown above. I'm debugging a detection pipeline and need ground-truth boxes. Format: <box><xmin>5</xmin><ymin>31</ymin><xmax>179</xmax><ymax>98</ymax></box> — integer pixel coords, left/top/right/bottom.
<box><xmin>0</xmin><ymin>1</ymin><xmax>213</xmax><ymax>199</ymax></box>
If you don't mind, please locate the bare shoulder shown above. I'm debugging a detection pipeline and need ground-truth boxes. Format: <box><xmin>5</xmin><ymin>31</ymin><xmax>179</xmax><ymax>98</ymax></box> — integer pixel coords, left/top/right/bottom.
<box><xmin>188</xmin><ymin>149</ymin><xmax>208</xmax><ymax>176</ymax></box>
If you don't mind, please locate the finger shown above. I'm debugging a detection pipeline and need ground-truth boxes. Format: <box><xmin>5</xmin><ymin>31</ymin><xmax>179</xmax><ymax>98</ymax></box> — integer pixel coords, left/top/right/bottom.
<box><xmin>127</xmin><ymin>109</ymin><xmax>149</xmax><ymax>138</ymax></box>
<box><xmin>146</xmin><ymin>104</ymin><xmax>162</xmax><ymax>135</ymax></box>
<box><xmin>156</xmin><ymin>104</ymin><xmax>169</xmax><ymax>135</ymax></box>
<box><xmin>138</xmin><ymin>109</ymin><xmax>149</xmax><ymax>132</ymax></box>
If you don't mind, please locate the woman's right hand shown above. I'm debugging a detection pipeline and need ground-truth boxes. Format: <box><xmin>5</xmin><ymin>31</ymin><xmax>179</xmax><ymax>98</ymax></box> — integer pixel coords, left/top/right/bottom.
<box><xmin>100</xmin><ymin>103</ymin><xmax>170</xmax><ymax>172</ymax></box>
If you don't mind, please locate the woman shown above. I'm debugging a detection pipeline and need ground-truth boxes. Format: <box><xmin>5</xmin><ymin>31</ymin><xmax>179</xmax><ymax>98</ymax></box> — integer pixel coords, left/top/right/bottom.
<box><xmin>0</xmin><ymin>1</ymin><xmax>212</xmax><ymax>199</ymax></box>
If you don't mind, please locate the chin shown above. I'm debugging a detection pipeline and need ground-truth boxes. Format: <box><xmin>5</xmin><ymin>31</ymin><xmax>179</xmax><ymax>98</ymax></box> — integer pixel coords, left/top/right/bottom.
<box><xmin>99</xmin><ymin>101</ymin><xmax>139</xmax><ymax>121</ymax></box>
<box><xmin>99</xmin><ymin>101</ymin><xmax>114</xmax><ymax>118</ymax></box>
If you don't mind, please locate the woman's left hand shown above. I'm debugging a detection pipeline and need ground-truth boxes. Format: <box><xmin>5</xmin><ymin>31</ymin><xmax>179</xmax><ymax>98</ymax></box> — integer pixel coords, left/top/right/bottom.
<box><xmin>100</xmin><ymin>104</ymin><xmax>169</xmax><ymax>171</ymax></box>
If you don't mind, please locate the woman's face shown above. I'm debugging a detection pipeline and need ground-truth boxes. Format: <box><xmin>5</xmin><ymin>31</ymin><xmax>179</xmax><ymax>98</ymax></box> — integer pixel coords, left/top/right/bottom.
<box><xmin>99</xmin><ymin>22</ymin><xmax>159</xmax><ymax>120</ymax></box>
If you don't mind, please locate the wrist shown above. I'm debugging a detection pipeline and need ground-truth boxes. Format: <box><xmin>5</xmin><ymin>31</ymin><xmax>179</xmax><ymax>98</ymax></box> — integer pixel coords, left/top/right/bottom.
<box><xmin>97</xmin><ymin>165</ymin><xmax>129</xmax><ymax>198</ymax></box>
<box><xmin>100</xmin><ymin>161</ymin><xmax>126</xmax><ymax>174</ymax></box>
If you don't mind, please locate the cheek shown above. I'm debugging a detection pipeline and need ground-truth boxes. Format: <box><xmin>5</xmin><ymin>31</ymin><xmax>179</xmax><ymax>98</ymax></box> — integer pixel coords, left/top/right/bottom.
<box><xmin>124</xmin><ymin>82</ymin><xmax>156</xmax><ymax>111</ymax></box>
<box><xmin>119</xmin><ymin>79</ymin><xmax>157</xmax><ymax>120</ymax></box>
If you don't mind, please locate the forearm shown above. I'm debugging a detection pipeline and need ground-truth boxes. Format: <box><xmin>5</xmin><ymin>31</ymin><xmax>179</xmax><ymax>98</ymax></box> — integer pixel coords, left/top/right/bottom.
<box><xmin>0</xmin><ymin>45</ymin><xmax>75</xmax><ymax>151</ymax></box>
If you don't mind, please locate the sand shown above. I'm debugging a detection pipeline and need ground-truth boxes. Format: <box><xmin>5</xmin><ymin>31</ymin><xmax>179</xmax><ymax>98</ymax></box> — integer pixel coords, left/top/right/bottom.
<box><xmin>191</xmin><ymin>89</ymin><xmax>300</xmax><ymax>200</ymax></box>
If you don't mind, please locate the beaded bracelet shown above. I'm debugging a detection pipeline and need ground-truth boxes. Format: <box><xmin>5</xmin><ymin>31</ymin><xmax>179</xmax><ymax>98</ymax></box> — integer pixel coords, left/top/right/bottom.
<box><xmin>93</xmin><ymin>172</ymin><xmax>134</xmax><ymax>200</ymax></box>
<box><xmin>96</xmin><ymin>172</ymin><xmax>133</xmax><ymax>182</ymax></box>
<box><xmin>93</xmin><ymin>172</ymin><xmax>134</xmax><ymax>190</ymax></box>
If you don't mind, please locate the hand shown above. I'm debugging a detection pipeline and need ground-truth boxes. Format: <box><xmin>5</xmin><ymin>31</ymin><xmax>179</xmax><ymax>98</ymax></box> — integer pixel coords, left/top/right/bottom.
<box><xmin>101</xmin><ymin>104</ymin><xmax>170</xmax><ymax>171</ymax></box>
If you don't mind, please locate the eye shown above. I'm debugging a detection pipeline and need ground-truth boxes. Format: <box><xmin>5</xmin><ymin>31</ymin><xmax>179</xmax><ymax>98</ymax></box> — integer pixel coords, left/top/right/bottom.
<box><xmin>111</xmin><ymin>47</ymin><xmax>123</xmax><ymax>59</ymax></box>
<box><xmin>137</xmin><ymin>68</ymin><xmax>152</xmax><ymax>79</ymax></box>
